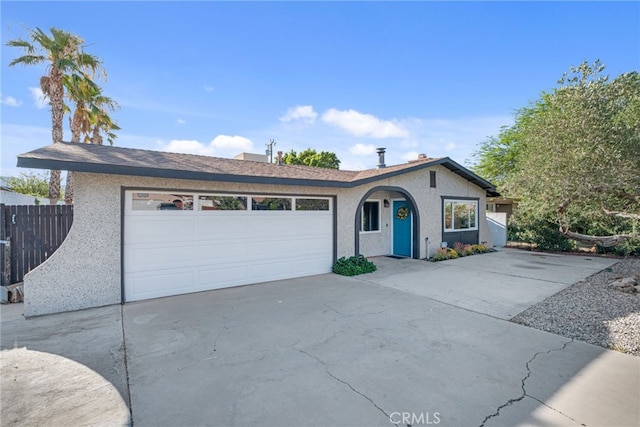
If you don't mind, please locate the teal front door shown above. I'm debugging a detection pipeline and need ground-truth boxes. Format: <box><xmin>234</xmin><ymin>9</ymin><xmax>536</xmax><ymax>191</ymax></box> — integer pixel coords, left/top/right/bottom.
<box><xmin>393</xmin><ymin>200</ymin><xmax>412</xmax><ymax>257</ymax></box>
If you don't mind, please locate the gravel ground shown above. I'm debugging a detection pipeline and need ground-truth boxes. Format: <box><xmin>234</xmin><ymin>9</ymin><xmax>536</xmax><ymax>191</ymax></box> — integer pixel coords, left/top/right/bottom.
<box><xmin>511</xmin><ymin>257</ymin><xmax>640</xmax><ymax>357</ymax></box>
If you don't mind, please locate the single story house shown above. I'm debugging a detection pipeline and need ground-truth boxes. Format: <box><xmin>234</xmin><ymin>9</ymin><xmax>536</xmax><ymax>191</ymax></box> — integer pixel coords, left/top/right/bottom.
<box><xmin>17</xmin><ymin>142</ymin><xmax>497</xmax><ymax>317</ymax></box>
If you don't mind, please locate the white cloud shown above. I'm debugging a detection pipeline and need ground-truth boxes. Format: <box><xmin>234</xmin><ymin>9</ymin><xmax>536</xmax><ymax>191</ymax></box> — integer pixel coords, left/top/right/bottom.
<box><xmin>28</xmin><ymin>87</ymin><xmax>47</xmax><ymax>109</ymax></box>
<box><xmin>349</xmin><ymin>143</ymin><xmax>376</xmax><ymax>156</ymax></box>
<box><xmin>1</xmin><ymin>95</ymin><xmax>23</xmax><ymax>107</ymax></box>
<box><xmin>204</xmin><ymin>85</ymin><xmax>214</xmax><ymax>92</ymax></box>
<box><xmin>162</xmin><ymin>139</ymin><xmax>215</xmax><ymax>156</ymax></box>
<box><xmin>321</xmin><ymin>108</ymin><xmax>409</xmax><ymax>139</ymax></box>
<box><xmin>210</xmin><ymin>135</ymin><xmax>253</xmax><ymax>151</ymax></box>
<box><xmin>280</xmin><ymin>105</ymin><xmax>318</xmax><ymax>123</ymax></box>
<box><xmin>159</xmin><ymin>135</ymin><xmax>254</xmax><ymax>158</ymax></box>
<box><xmin>177</xmin><ymin>119</ymin><xmax>186</xmax><ymax>125</ymax></box>
<box><xmin>444</xmin><ymin>142</ymin><xmax>456</xmax><ymax>152</ymax></box>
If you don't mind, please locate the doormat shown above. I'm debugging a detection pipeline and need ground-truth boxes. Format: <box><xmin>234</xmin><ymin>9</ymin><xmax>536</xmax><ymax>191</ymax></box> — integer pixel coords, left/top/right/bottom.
<box><xmin>386</xmin><ymin>255</ymin><xmax>407</xmax><ymax>259</ymax></box>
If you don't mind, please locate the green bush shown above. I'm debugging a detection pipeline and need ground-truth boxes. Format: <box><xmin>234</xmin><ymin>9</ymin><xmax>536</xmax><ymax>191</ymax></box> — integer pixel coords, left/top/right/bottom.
<box><xmin>509</xmin><ymin>217</ymin><xmax>576</xmax><ymax>252</ymax></box>
<box><xmin>599</xmin><ymin>236</ymin><xmax>640</xmax><ymax>257</ymax></box>
<box><xmin>332</xmin><ymin>255</ymin><xmax>377</xmax><ymax>276</ymax></box>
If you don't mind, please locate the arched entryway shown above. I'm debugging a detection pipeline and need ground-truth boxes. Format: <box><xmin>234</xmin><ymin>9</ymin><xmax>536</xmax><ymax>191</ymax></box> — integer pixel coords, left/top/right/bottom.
<box><xmin>354</xmin><ymin>186</ymin><xmax>421</xmax><ymax>259</ymax></box>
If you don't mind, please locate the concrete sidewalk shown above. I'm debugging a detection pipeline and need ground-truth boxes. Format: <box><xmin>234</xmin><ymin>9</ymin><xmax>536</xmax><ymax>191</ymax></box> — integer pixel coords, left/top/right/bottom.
<box><xmin>2</xmin><ymin>249</ymin><xmax>638</xmax><ymax>427</ymax></box>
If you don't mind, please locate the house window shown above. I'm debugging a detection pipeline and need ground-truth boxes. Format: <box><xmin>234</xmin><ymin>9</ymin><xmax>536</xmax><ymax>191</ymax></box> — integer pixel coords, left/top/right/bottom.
<box><xmin>444</xmin><ymin>199</ymin><xmax>478</xmax><ymax>231</ymax></box>
<box><xmin>486</xmin><ymin>203</ymin><xmax>495</xmax><ymax>212</ymax></box>
<box><xmin>361</xmin><ymin>200</ymin><xmax>380</xmax><ymax>232</ymax></box>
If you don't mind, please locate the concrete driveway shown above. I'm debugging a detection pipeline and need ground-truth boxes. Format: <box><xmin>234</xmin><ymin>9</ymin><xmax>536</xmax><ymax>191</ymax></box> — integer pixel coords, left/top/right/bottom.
<box><xmin>2</xmin><ymin>249</ymin><xmax>638</xmax><ymax>427</ymax></box>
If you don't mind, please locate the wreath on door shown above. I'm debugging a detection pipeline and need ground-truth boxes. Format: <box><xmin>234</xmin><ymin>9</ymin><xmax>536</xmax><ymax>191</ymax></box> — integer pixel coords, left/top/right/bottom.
<box><xmin>396</xmin><ymin>205</ymin><xmax>409</xmax><ymax>220</ymax></box>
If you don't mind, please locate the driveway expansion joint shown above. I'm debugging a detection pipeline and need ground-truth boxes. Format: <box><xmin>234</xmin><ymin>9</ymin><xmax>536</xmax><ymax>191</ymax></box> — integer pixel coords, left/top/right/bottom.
<box><xmin>478</xmin><ymin>339</ymin><xmax>575</xmax><ymax>427</ymax></box>
<box><xmin>295</xmin><ymin>348</ymin><xmax>398</xmax><ymax>426</ymax></box>
<box><xmin>120</xmin><ymin>305</ymin><xmax>133</xmax><ymax>425</ymax></box>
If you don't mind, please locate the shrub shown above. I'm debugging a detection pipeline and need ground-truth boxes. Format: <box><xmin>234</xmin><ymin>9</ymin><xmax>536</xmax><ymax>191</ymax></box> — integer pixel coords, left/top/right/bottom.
<box><xmin>332</xmin><ymin>255</ymin><xmax>377</xmax><ymax>276</ymax></box>
<box><xmin>471</xmin><ymin>244</ymin><xmax>489</xmax><ymax>254</ymax></box>
<box><xmin>453</xmin><ymin>242</ymin><xmax>476</xmax><ymax>257</ymax></box>
<box><xmin>509</xmin><ymin>217</ymin><xmax>576</xmax><ymax>252</ymax></box>
<box><xmin>431</xmin><ymin>247</ymin><xmax>459</xmax><ymax>262</ymax></box>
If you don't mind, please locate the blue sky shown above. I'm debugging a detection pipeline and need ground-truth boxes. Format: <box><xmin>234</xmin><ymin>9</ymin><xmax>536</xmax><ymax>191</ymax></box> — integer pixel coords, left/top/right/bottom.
<box><xmin>2</xmin><ymin>1</ymin><xmax>639</xmax><ymax>176</ymax></box>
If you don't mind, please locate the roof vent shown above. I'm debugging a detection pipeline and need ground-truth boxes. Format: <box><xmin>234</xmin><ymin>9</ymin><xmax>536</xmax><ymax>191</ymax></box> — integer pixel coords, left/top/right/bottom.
<box><xmin>376</xmin><ymin>147</ymin><xmax>386</xmax><ymax>169</ymax></box>
<box><xmin>408</xmin><ymin>153</ymin><xmax>431</xmax><ymax>164</ymax></box>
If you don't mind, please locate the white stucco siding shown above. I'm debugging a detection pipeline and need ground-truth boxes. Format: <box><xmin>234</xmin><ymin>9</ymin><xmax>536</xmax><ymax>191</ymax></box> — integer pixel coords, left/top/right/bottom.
<box><xmin>24</xmin><ymin>173</ymin><xmax>122</xmax><ymax>317</ymax></box>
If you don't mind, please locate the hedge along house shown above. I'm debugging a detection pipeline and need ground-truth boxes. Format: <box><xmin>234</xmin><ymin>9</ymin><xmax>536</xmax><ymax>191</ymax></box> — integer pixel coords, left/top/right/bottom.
<box><xmin>17</xmin><ymin>142</ymin><xmax>497</xmax><ymax>316</ymax></box>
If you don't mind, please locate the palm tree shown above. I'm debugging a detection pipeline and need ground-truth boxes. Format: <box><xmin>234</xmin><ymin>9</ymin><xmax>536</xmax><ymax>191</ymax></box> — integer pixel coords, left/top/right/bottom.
<box><xmin>7</xmin><ymin>27</ymin><xmax>103</xmax><ymax>204</ymax></box>
<box><xmin>62</xmin><ymin>73</ymin><xmax>119</xmax><ymax>203</ymax></box>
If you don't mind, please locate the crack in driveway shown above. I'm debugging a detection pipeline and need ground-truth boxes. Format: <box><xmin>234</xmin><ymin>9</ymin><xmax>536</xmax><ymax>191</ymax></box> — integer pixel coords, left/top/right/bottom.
<box><xmin>295</xmin><ymin>348</ymin><xmax>397</xmax><ymax>426</ymax></box>
<box><xmin>479</xmin><ymin>339</ymin><xmax>575</xmax><ymax>427</ymax></box>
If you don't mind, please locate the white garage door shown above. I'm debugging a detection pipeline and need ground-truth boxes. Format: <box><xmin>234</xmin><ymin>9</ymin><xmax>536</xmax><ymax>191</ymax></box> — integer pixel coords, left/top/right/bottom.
<box><xmin>124</xmin><ymin>191</ymin><xmax>333</xmax><ymax>302</ymax></box>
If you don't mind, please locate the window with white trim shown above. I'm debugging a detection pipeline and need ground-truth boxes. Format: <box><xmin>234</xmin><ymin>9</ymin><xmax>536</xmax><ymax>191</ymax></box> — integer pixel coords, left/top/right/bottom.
<box><xmin>361</xmin><ymin>200</ymin><xmax>380</xmax><ymax>232</ymax></box>
<box><xmin>444</xmin><ymin>199</ymin><xmax>478</xmax><ymax>231</ymax></box>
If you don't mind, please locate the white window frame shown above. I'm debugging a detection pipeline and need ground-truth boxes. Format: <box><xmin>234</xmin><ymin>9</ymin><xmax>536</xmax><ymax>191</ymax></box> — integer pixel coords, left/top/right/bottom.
<box><xmin>360</xmin><ymin>200</ymin><xmax>381</xmax><ymax>233</ymax></box>
<box><xmin>443</xmin><ymin>199</ymin><xmax>479</xmax><ymax>232</ymax></box>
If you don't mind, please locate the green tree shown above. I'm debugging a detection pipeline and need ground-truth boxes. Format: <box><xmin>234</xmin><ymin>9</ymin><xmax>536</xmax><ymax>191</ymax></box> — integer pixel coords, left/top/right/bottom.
<box><xmin>502</xmin><ymin>61</ymin><xmax>640</xmax><ymax>249</ymax></box>
<box><xmin>2</xmin><ymin>172</ymin><xmax>52</xmax><ymax>199</ymax></box>
<box><xmin>282</xmin><ymin>148</ymin><xmax>341</xmax><ymax>169</ymax></box>
<box><xmin>472</xmin><ymin>101</ymin><xmax>544</xmax><ymax>189</ymax></box>
<box><xmin>7</xmin><ymin>27</ymin><xmax>104</xmax><ymax>204</ymax></box>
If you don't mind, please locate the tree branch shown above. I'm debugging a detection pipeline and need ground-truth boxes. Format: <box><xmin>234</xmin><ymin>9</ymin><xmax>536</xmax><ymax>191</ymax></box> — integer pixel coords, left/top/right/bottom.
<box><xmin>558</xmin><ymin>198</ymin><xmax>638</xmax><ymax>247</ymax></box>
<box><xmin>560</xmin><ymin>229</ymin><xmax>635</xmax><ymax>247</ymax></box>
<box><xmin>602</xmin><ymin>208</ymin><xmax>640</xmax><ymax>220</ymax></box>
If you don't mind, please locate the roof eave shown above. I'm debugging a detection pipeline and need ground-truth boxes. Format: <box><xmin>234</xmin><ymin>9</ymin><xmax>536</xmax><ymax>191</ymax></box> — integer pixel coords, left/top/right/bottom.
<box><xmin>16</xmin><ymin>156</ymin><xmax>353</xmax><ymax>188</ymax></box>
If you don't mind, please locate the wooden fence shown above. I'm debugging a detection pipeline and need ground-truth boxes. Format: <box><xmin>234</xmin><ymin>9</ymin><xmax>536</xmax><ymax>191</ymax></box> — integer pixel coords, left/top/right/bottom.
<box><xmin>0</xmin><ymin>204</ymin><xmax>74</xmax><ymax>286</ymax></box>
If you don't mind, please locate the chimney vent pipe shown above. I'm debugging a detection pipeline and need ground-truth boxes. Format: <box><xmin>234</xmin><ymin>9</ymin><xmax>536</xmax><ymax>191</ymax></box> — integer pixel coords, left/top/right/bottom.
<box><xmin>376</xmin><ymin>147</ymin><xmax>386</xmax><ymax>169</ymax></box>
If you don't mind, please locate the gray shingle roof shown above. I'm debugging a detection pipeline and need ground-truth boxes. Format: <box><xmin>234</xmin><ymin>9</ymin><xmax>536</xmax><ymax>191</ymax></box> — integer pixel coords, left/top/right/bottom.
<box><xmin>17</xmin><ymin>142</ymin><xmax>497</xmax><ymax>195</ymax></box>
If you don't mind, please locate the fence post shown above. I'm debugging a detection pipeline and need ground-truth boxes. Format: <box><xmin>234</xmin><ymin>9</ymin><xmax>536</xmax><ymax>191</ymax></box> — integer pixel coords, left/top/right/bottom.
<box><xmin>0</xmin><ymin>205</ymin><xmax>10</xmax><ymax>286</ymax></box>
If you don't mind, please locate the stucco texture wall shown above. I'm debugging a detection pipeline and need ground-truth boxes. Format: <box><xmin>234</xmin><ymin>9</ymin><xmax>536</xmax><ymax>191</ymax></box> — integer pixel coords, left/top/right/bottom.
<box><xmin>24</xmin><ymin>173</ymin><xmax>122</xmax><ymax>317</ymax></box>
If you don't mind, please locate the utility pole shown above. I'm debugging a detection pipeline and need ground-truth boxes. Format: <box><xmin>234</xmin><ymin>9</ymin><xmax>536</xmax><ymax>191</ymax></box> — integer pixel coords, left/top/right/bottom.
<box><xmin>265</xmin><ymin>139</ymin><xmax>276</xmax><ymax>163</ymax></box>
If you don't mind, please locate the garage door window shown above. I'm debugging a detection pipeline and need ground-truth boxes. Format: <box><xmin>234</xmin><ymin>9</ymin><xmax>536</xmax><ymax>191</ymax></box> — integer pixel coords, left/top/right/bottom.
<box><xmin>199</xmin><ymin>195</ymin><xmax>248</xmax><ymax>211</ymax></box>
<box><xmin>296</xmin><ymin>198</ymin><xmax>330</xmax><ymax>211</ymax></box>
<box><xmin>252</xmin><ymin>197</ymin><xmax>292</xmax><ymax>211</ymax></box>
<box><xmin>132</xmin><ymin>192</ymin><xmax>193</xmax><ymax>211</ymax></box>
